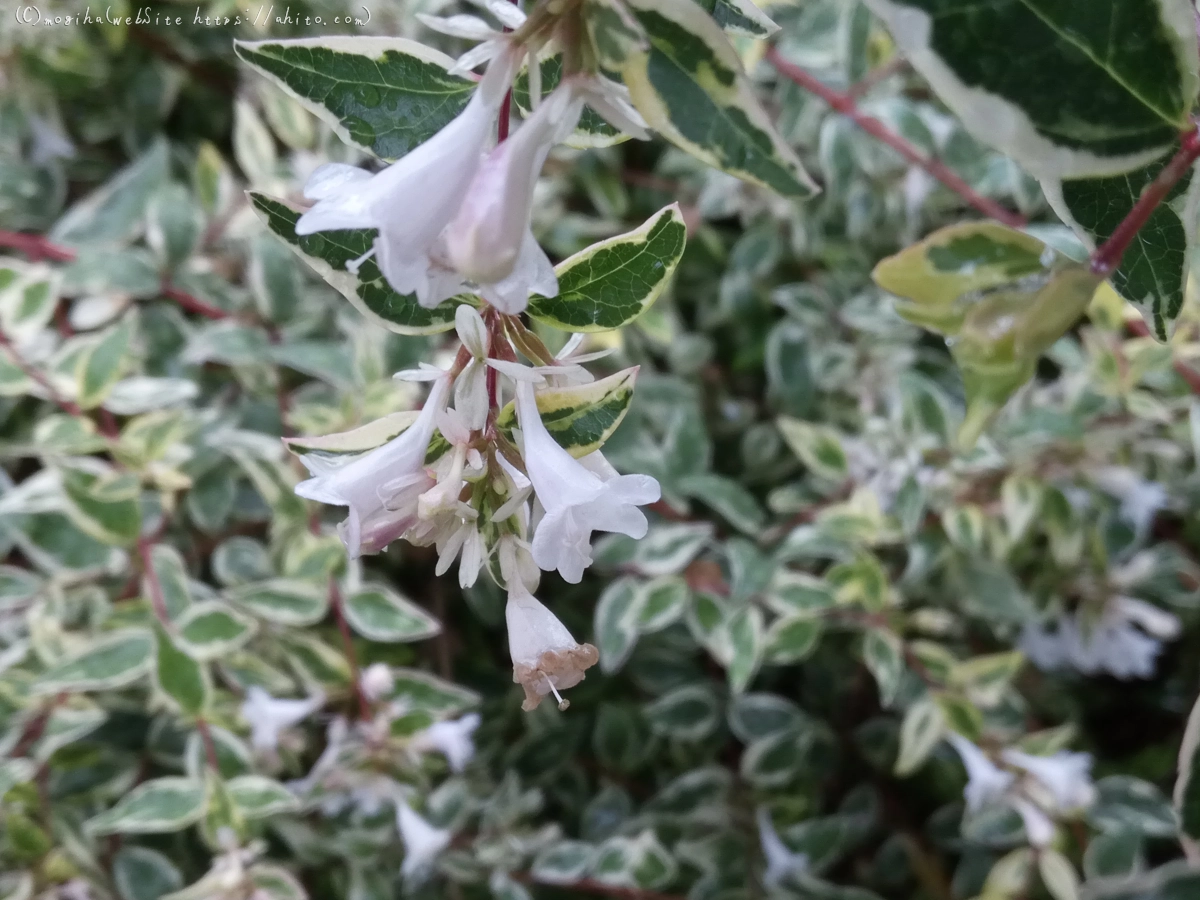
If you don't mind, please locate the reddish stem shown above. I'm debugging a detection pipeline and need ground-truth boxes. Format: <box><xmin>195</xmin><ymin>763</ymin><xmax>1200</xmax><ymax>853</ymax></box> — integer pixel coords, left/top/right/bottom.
<box><xmin>137</xmin><ymin>537</ymin><xmax>172</xmax><ymax>624</ymax></box>
<box><xmin>0</xmin><ymin>230</ymin><xmax>230</xmax><ymax>320</ymax></box>
<box><xmin>1091</xmin><ymin>125</ymin><xmax>1200</xmax><ymax>276</ymax></box>
<box><xmin>498</xmin><ymin>90</ymin><xmax>513</xmax><ymax>142</ymax></box>
<box><xmin>196</xmin><ymin>717</ymin><xmax>221</xmax><ymax>772</ymax></box>
<box><xmin>0</xmin><ymin>328</ymin><xmax>85</xmax><ymax>419</ymax></box>
<box><xmin>766</xmin><ymin>47</ymin><xmax>1025</xmax><ymax>228</ymax></box>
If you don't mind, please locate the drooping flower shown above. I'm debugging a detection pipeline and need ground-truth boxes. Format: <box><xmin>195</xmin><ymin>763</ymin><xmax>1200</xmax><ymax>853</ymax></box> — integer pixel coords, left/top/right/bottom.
<box><xmin>443</xmin><ymin>81</ymin><xmax>585</xmax><ymax>313</ymax></box>
<box><xmin>410</xmin><ymin>713</ymin><xmax>481</xmax><ymax>772</ymax></box>
<box><xmin>945</xmin><ymin>733</ymin><xmax>1015</xmax><ymax>812</ymax></box>
<box><xmin>1019</xmin><ymin>597</ymin><xmax>1180</xmax><ymax>680</ymax></box>
<box><xmin>756</xmin><ymin>807</ymin><xmax>808</xmax><ymax>888</ymax></box>
<box><xmin>294</xmin><ymin>48</ymin><xmax>520</xmax><ymax>308</ymax></box>
<box><xmin>514</xmin><ymin>380</ymin><xmax>660</xmax><ymax>583</ymax></box>
<box><xmin>396</xmin><ymin>799</ymin><xmax>451</xmax><ymax>879</ymax></box>
<box><xmin>293</xmin><ymin>376</ymin><xmax>449</xmax><ymax>558</ymax></box>
<box><xmin>1011</xmin><ymin>797</ymin><xmax>1056</xmax><ymax>847</ymax></box>
<box><xmin>452</xmin><ymin>305</ymin><xmax>490</xmax><ymax>431</ymax></box>
<box><xmin>1002</xmin><ymin>749</ymin><xmax>1096</xmax><ymax>812</ymax></box>
<box><xmin>505</xmin><ymin>581</ymin><xmax>598</xmax><ymax>710</ymax></box>
<box><xmin>240</xmin><ymin>686</ymin><xmax>324</xmax><ymax>753</ymax></box>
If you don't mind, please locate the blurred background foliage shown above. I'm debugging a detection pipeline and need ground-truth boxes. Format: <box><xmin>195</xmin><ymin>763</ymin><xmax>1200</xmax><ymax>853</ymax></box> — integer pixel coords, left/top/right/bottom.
<box><xmin>3</xmin><ymin>1</ymin><xmax>1200</xmax><ymax>900</ymax></box>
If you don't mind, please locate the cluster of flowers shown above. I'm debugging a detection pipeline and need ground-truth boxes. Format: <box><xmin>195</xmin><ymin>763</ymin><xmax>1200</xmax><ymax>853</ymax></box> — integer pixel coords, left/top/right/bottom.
<box><xmin>288</xmin><ymin>8</ymin><xmax>657</xmax><ymax>710</ymax></box>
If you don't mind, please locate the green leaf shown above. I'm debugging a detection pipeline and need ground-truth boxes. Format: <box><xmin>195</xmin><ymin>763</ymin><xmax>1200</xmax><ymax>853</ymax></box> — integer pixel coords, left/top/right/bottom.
<box><xmin>144</xmin><ymin>544</ymin><xmax>192</xmax><ymax>620</ymax></box>
<box><xmin>250</xmin><ymin>192</ymin><xmax>470</xmax><ymax>335</ymax></box>
<box><xmin>1038</xmin><ymin>849</ymin><xmax>1080</xmax><ymax>900</ymax></box>
<box><xmin>862</xmin><ymin>629</ymin><xmax>904</xmax><ymax>707</ymax></box>
<box><xmin>1176</xmin><ymin>691</ymin><xmax>1200</xmax><ymax>850</ymax></box>
<box><xmin>644</xmin><ymin>684</ymin><xmax>721</xmax><ymax>741</ymax></box>
<box><xmin>146</xmin><ymin>184</ymin><xmax>203</xmax><ymax>270</ymax></box>
<box><xmin>592</xmin><ymin>830</ymin><xmax>678</xmax><ymax>890</ymax></box>
<box><xmin>0</xmin><ymin>759</ymin><xmax>35</xmax><ymax>797</ymax></box>
<box><xmin>59</xmin><ymin>466</ymin><xmax>142</xmax><ymax>546</ymax></box>
<box><xmin>1090</xmin><ymin>776</ymin><xmax>1179</xmax><ymax>838</ymax></box>
<box><xmin>227</xmin><ymin>775</ymin><xmax>301</xmax><ymax>819</ymax></box>
<box><xmin>230</xmin><ymin>579</ymin><xmax>329</xmax><ymax>626</ymax></box>
<box><xmin>341</xmin><ymin>586</ymin><xmax>441</xmax><ymax>642</ymax></box>
<box><xmin>113</xmin><ymin>847</ymin><xmax>184</xmax><ymax>900</ymax></box>
<box><xmin>764</xmin><ymin>615</ymin><xmax>824</xmax><ymax>665</ymax></box>
<box><xmin>636</xmin><ymin>576</ymin><xmax>690</xmax><ymax>633</ymax></box>
<box><xmin>153</xmin><ymin>624</ymin><xmax>210</xmax><ymax>716</ymax></box>
<box><xmin>76</xmin><ymin>318</ymin><xmax>134</xmax><ymax>409</ymax></box>
<box><xmin>776</xmin><ymin>418</ymin><xmax>848</xmax><ymax>482</ymax></box>
<box><xmin>595</xmin><ymin>578</ymin><xmax>646</xmax><ymax>673</ymax></box>
<box><xmin>725</xmin><ymin>606</ymin><xmax>763</xmax><ymax>693</ymax></box>
<box><xmin>86</xmin><ymin>777</ymin><xmax>207</xmax><ymax>835</ymax></box>
<box><xmin>390</xmin><ymin>667</ymin><xmax>480</xmax><ymax>715</ymax></box>
<box><xmin>34</xmin><ymin>629</ymin><xmax>154</xmax><ymax>694</ymax></box>
<box><xmin>234</xmin><ymin>37</ymin><xmax>474</xmax><ymax>161</ymax></box>
<box><xmin>620</xmin><ymin>0</ymin><xmax>817</xmax><ymax>196</ymax></box>
<box><xmin>533</xmin><ymin>840</ymin><xmax>598</xmax><ymax>885</ymax></box>
<box><xmin>862</xmin><ymin>0</ymin><xmax>1198</xmax><ymax>178</ymax></box>
<box><xmin>711</xmin><ymin>0</ymin><xmax>778</xmax><ymax>37</ymax></box>
<box><xmin>175</xmin><ymin>602</ymin><xmax>259</xmax><ymax>661</ymax></box>
<box><xmin>1049</xmin><ymin>157</ymin><xmax>1198</xmax><ymax>340</ymax></box>
<box><xmin>51</xmin><ymin>141</ymin><xmax>171</xmax><ymax>247</ymax></box>
<box><xmin>894</xmin><ymin>694</ymin><xmax>946</xmax><ymax>776</ymax></box>
<box><xmin>584</xmin><ymin>0</ymin><xmax>649</xmax><ymax>70</ymax></box>
<box><xmin>527</xmin><ymin>205</ymin><xmax>687</xmax><ymax>332</ymax></box>
<box><xmin>678</xmin><ymin>473</ymin><xmax>765</xmax><ymax>535</ymax></box>
<box><xmin>873</xmin><ymin>222</ymin><xmax>1101</xmax><ymax>446</ymax></box>
<box><xmin>496</xmin><ymin>366</ymin><xmax>639</xmax><ymax>458</ymax></box>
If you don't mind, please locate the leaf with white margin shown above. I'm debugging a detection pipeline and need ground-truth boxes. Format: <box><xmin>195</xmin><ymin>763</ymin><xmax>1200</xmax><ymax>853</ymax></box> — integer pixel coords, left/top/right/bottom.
<box><xmin>591</xmin><ymin>829</ymin><xmax>678</xmax><ymax>889</ymax></box>
<box><xmin>234</xmin><ymin>37</ymin><xmax>474</xmax><ymax>161</ymax></box>
<box><xmin>113</xmin><ymin>847</ymin><xmax>184</xmax><ymax>900</ymax></box>
<box><xmin>708</xmin><ymin>0</ymin><xmax>779</xmax><ymax>38</ymax></box>
<box><xmin>1175</xmin><ymin>689</ymin><xmax>1200</xmax><ymax>855</ymax></box>
<box><xmin>86</xmin><ymin>777</ymin><xmax>207</xmax><ymax>835</ymax></box>
<box><xmin>227</xmin><ymin>775</ymin><xmax>301</xmax><ymax>819</ymax></box>
<box><xmin>595</xmin><ymin>577</ymin><xmax>646</xmax><ymax>673</ymax></box>
<box><xmin>282</xmin><ymin>410</ymin><xmax>420</xmax><ymax>472</ymax></box>
<box><xmin>1045</xmin><ymin>157</ymin><xmax>1200</xmax><ymax>340</ymax></box>
<box><xmin>532</xmin><ymin>840</ymin><xmax>598</xmax><ymax>885</ymax></box>
<box><xmin>230</xmin><ymin>578</ymin><xmax>329</xmax><ymax>626</ymax></box>
<box><xmin>390</xmin><ymin>667</ymin><xmax>481</xmax><ymax>714</ymax></box>
<box><xmin>250</xmin><ymin>192</ymin><xmax>472</xmax><ymax>336</ymax></box>
<box><xmin>342</xmin><ymin>585</ymin><xmax>442</xmax><ymax>642</ymax></box>
<box><xmin>494</xmin><ymin>366</ymin><xmax>640</xmax><ymax>458</ymax></box>
<box><xmin>644</xmin><ymin>684</ymin><xmax>721</xmax><ymax>741</ymax></box>
<box><xmin>33</xmin><ymin>629</ymin><xmax>154</xmax><ymax>694</ymax></box>
<box><xmin>512</xmin><ymin>56</ymin><xmax>627</xmax><ymax>149</ymax></box>
<box><xmin>619</xmin><ymin>0</ymin><xmax>817</xmax><ymax>196</ymax></box>
<box><xmin>0</xmin><ymin>758</ymin><xmax>35</xmax><ymax>796</ymax></box>
<box><xmin>527</xmin><ymin>205</ymin><xmax>687</xmax><ymax>332</ymax></box>
<box><xmin>861</xmin><ymin>0</ymin><xmax>1198</xmax><ymax>179</ymax></box>
<box><xmin>894</xmin><ymin>694</ymin><xmax>946</xmax><ymax>776</ymax></box>
<box><xmin>175</xmin><ymin>602</ymin><xmax>259</xmax><ymax>661</ymax></box>
<box><xmin>59</xmin><ymin>465</ymin><xmax>142</xmax><ymax>547</ymax></box>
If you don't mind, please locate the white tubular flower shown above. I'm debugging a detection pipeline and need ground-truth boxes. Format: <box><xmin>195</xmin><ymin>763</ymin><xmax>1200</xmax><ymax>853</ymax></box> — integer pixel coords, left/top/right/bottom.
<box><xmin>945</xmin><ymin>734</ymin><xmax>1015</xmax><ymax>812</ymax></box>
<box><xmin>756</xmin><ymin>807</ymin><xmax>807</xmax><ymax>888</ymax></box>
<box><xmin>443</xmin><ymin>82</ymin><xmax>585</xmax><ymax>313</ymax></box>
<box><xmin>1011</xmin><ymin>797</ymin><xmax>1057</xmax><ymax>848</ymax></box>
<box><xmin>515</xmin><ymin>381</ymin><xmax>660</xmax><ymax>583</ymax></box>
<box><xmin>505</xmin><ymin>581</ymin><xmax>598</xmax><ymax>711</ymax></box>
<box><xmin>240</xmin><ymin>687</ymin><xmax>324</xmax><ymax>753</ymax></box>
<box><xmin>396</xmin><ymin>799</ymin><xmax>452</xmax><ymax>879</ymax></box>
<box><xmin>360</xmin><ymin>663</ymin><xmax>395</xmax><ymax>702</ymax></box>
<box><xmin>410</xmin><ymin>713</ymin><xmax>482</xmax><ymax>772</ymax></box>
<box><xmin>1002</xmin><ymin>749</ymin><xmax>1097</xmax><ymax>812</ymax></box>
<box><xmin>294</xmin><ymin>377</ymin><xmax>449</xmax><ymax>558</ymax></box>
<box><xmin>453</xmin><ymin>305</ymin><xmax>490</xmax><ymax>431</ymax></box>
<box><xmin>295</xmin><ymin>49</ymin><xmax>520</xmax><ymax>308</ymax></box>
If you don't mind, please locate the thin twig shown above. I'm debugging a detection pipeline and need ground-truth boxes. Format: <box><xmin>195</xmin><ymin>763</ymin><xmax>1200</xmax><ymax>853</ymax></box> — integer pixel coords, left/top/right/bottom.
<box><xmin>0</xmin><ymin>328</ymin><xmax>85</xmax><ymax>418</ymax></box>
<box><xmin>1091</xmin><ymin>124</ymin><xmax>1200</xmax><ymax>277</ymax></box>
<box><xmin>330</xmin><ymin>579</ymin><xmax>370</xmax><ymax>721</ymax></box>
<box><xmin>196</xmin><ymin>717</ymin><xmax>222</xmax><ymax>771</ymax></box>
<box><xmin>137</xmin><ymin>536</ymin><xmax>172</xmax><ymax>624</ymax></box>
<box><xmin>766</xmin><ymin>47</ymin><xmax>1025</xmax><ymax>228</ymax></box>
<box><xmin>0</xmin><ymin>230</ymin><xmax>230</xmax><ymax>321</ymax></box>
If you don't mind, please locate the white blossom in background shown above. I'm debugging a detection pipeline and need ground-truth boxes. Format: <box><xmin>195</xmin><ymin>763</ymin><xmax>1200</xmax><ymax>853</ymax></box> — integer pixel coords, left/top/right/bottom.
<box><xmin>240</xmin><ymin>687</ymin><xmax>324</xmax><ymax>753</ymax></box>
<box><xmin>1020</xmin><ymin>596</ymin><xmax>1181</xmax><ymax>680</ymax></box>
<box><xmin>360</xmin><ymin>663</ymin><xmax>395</xmax><ymax>702</ymax></box>
<box><xmin>945</xmin><ymin>734</ymin><xmax>1095</xmax><ymax>848</ymax></box>
<box><xmin>515</xmin><ymin>380</ymin><xmax>660</xmax><ymax>583</ymax></box>
<box><xmin>505</xmin><ymin>580</ymin><xmax>598</xmax><ymax>710</ymax></box>
<box><xmin>294</xmin><ymin>376</ymin><xmax>449</xmax><ymax>558</ymax></box>
<box><xmin>410</xmin><ymin>713</ymin><xmax>481</xmax><ymax>772</ymax></box>
<box><xmin>756</xmin><ymin>807</ymin><xmax>808</xmax><ymax>888</ymax></box>
<box><xmin>396</xmin><ymin>799</ymin><xmax>452</xmax><ymax>879</ymax></box>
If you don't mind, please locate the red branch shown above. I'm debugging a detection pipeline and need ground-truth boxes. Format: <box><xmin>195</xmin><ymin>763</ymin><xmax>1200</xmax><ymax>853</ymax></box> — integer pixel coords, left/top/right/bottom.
<box><xmin>766</xmin><ymin>48</ymin><xmax>1025</xmax><ymax>228</ymax></box>
<box><xmin>0</xmin><ymin>328</ymin><xmax>85</xmax><ymax>418</ymax></box>
<box><xmin>0</xmin><ymin>230</ymin><xmax>230</xmax><ymax>321</ymax></box>
<box><xmin>1091</xmin><ymin>125</ymin><xmax>1200</xmax><ymax>276</ymax></box>
<box><xmin>330</xmin><ymin>580</ymin><xmax>370</xmax><ymax>721</ymax></box>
